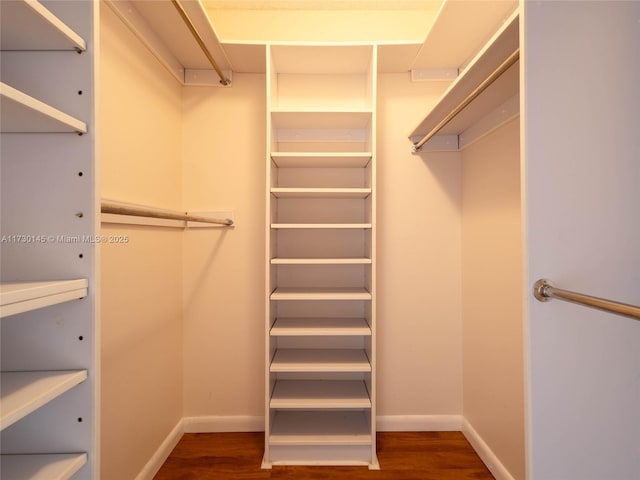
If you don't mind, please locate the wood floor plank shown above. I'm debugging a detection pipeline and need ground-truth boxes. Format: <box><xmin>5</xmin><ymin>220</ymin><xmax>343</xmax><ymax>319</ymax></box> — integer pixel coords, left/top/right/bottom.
<box><xmin>153</xmin><ymin>432</ymin><xmax>495</xmax><ymax>480</ymax></box>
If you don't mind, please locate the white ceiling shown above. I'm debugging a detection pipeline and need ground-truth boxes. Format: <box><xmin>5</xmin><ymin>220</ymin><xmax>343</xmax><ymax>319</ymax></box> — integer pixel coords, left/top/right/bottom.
<box><xmin>202</xmin><ymin>0</ymin><xmax>442</xmax><ymax>10</ymax></box>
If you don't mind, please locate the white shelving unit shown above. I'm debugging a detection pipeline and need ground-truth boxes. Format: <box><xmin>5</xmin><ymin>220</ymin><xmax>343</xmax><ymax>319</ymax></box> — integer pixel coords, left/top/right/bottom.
<box><xmin>264</xmin><ymin>44</ymin><xmax>378</xmax><ymax>469</ymax></box>
<box><xmin>0</xmin><ymin>1</ymin><xmax>97</xmax><ymax>479</ymax></box>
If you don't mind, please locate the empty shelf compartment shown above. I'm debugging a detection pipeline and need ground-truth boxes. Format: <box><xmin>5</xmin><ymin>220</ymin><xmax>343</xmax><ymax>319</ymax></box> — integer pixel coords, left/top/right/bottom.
<box><xmin>0</xmin><ymin>453</ymin><xmax>87</xmax><ymax>480</ymax></box>
<box><xmin>0</xmin><ymin>279</ymin><xmax>89</xmax><ymax>318</ymax></box>
<box><xmin>270</xmin><ymin>349</ymin><xmax>371</xmax><ymax>373</ymax></box>
<box><xmin>0</xmin><ymin>82</ymin><xmax>87</xmax><ymax>133</ymax></box>
<box><xmin>271</xmin><ymin>317</ymin><xmax>371</xmax><ymax>336</ymax></box>
<box><xmin>0</xmin><ymin>370</ymin><xmax>88</xmax><ymax>430</ymax></box>
<box><xmin>271</xmin><ymin>380</ymin><xmax>371</xmax><ymax>409</ymax></box>
<box><xmin>270</xmin><ymin>410</ymin><xmax>372</xmax><ymax>446</ymax></box>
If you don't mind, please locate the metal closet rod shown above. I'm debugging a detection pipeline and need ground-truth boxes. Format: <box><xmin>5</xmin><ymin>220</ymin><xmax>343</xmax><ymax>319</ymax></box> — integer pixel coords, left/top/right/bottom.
<box><xmin>101</xmin><ymin>201</ymin><xmax>233</xmax><ymax>226</ymax></box>
<box><xmin>170</xmin><ymin>0</ymin><xmax>231</xmax><ymax>86</ymax></box>
<box><xmin>534</xmin><ymin>279</ymin><xmax>640</xmax><ymax>321</ymax></box>
<box><xmin>412</xmin><ymin>49</ymin><xmax>520</xmax><ymax>153</ymax></box>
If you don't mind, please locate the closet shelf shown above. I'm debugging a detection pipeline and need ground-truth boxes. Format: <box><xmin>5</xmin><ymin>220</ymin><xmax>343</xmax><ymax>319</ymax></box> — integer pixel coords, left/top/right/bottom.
<box><xmin>0</xmin><ymin>82</ymin><xmax>87</xmax><ymax>134</ymax></box>
<box><xmin>270</xmin><ymin>152</ymin><xmax>372</xmax><ymax>168</ymax></box>
<box><xmin>271</xmin><ymin>287</ymin><xmax>372</xmax><ymax>301</ymax></box>
<box><xmin>272</xmin><ymin>111</ymin><xmax>372</xmax><ymax>130</ymax></box>
<box><xmin>271</xmin><ymin>224</ymin><xmax>372</xmax><ymax>230</ymax></box>
<box><xmin>270</xmin><ymin>410</ymin><xmax>372</xmax><ymax>446</ymax></box>
<box><xmin>104</xmin><ymin>0</ymin><xmax>231</xmax><ymax>86</ymax></box>
<box><xmin>271</xmin><ymin>258</ymin><xmax>372</xmax><ymax>265</ymax></box>
<box><xmin>271</xmin><ymin>318</ymin><xmax>371</xmax><ymax>336</ymax></box>
<box><xmin>0</xmin><ymin>280</ymin><xmax>89</xmax><ymax>319</ymax></box>
<box><xmin>409</xmin><ymin>9</ymin><xmax>519</xmax><ymax>149</ymax></box>
<box><xmin>271</xmin><ymin>188</ymin><xmax>371</xmax><ymax>199</ymax></box>
<box><xmin>271</xmin><ymin>380</ymin><xmax>371</xmax><ymax>409</ymax></box>
<box><xmin>0</xmin><ymin>0</ymin><xmax>86</xmax><ymax>51</ymax></box>
<box><xmin>270</xmin><ymin>349</ymin><xmax>371</xmax><ymax>373</ymax></box>
<box><xmin>0</xmin><ymin>453</ymin><xmax>87</xmax><ymax>480</ymax></box>
<box><xmin>0</xmin><ymin>370</ymin><xmax>88</xmax><ymax>431</ymax></box>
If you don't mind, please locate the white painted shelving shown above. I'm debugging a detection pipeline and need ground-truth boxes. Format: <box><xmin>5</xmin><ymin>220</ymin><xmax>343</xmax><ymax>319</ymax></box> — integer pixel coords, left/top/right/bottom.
<box><xmin>0</xmin><ymin>370</ymin><xmax>88</xmax><ymax>431</ymax></box>
<box><xmin>409</xmin><ymin>9</ymin><xmax>519</xmax><ymax>152</ymax></box>
<box><xmin>265</xmin><ymin>43</ymin><xmax>378</xmax><ymax>468</ymax></box>
<box><xmin>0</xmin><ymin>1</ymin><xmax>97</xmax><ymax>478</ymax></box>
<box><xmin>1</xmin><ymin>454</ymin><xmax>87</xmax><ymax>480</ymax></box>
<box><xmin>0</xmin><ymin>83</ymin><xmax>87</xmax><ymax>134</ymax></box>
<box><xmin>0</xmin><ymin>280</ymin><xmax>88</xmax><ymax>319</ymax></box>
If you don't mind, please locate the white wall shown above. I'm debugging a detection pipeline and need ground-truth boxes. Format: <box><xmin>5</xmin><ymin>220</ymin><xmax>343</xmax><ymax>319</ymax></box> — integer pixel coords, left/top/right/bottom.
<box><xmin>377</xmin><ymin>73</ymin><xmax>463</xmax><ymax>425</ymax></box>
<box><xmin>181</xmin><ymin>74</ymin><xmax>266</xmax><ymax>426</ymax></box>
<box><xmin>100</xmin><ymin>3</ymin><xmax>184</xmax><ymax>479</ymax></box>
<box><xmin>461</xmin><ymin>119</ymin><xmax>524</xmax><ymax>480</ymax></box>
<box><xmin>523</xmin><ymin>2</ymin><xmax>640</xmax><ymax>479</ymax></box>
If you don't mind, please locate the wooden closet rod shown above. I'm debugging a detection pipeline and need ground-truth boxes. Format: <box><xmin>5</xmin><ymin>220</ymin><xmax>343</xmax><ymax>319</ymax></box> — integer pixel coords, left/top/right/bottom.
<box><xmin>412</xmin><ymin>49</ymin><xmax>520</xmax><ymax>153</ymax></box>
<box><xmin>101</xmin><ymin>201</ymin><xmax>234</xmax><ymax>226</ymax></box>
<box><xmin>171</xmin><ymin>0</ymin><xmax>231</xmax><ymax>86</ymax></box>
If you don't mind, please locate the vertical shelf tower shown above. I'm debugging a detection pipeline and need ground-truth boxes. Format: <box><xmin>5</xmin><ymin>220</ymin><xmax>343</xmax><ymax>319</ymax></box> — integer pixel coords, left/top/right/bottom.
<box><xmin>0</xmin><ymin>1</ymin><xmax>97</xmax><ymax>479</ymax></box>
<box><xmin>264</xmin><ymin>44</ymin><xmax>378</xmax><ymax>469</ymax></box>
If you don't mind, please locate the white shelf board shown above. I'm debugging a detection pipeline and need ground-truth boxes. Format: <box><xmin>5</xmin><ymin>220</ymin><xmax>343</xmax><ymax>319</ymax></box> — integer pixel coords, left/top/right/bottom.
<box><xmin>272</xmin><ymin>111</ymin><xmax>372</xmax><ymax>130</ymax></box>
<box><xmin>0</xmin><ymin>280</ymin><xmax>88</xmax><ymax>318</ymax></box>
<box><xmin>0</xmin><ymin>82</ymin><xmax>87</xmax><ymax>134</ymax></box>
<box><xmin>271</xmin><ymin>188</ymin><xmax>371</xmax><ymax>199</ymax></box>
<box><xmin>411</xmin><ymin>0</ymin><xmax>517</xmax><ymax>71</ymax></box>
<box><xmin>105</xmin><ymin>0</ymin><xmax>231</xmax><ymax>85</ymax></box>
<box><xmin>271</xmin><ymin>318</ymin><xmax>371</xmax><ymax>336</ymax></box>
<box><xmin>271</xmin><ymin>258</ymin><xmax>371</xmax><ymax>265</ymax></box>
<box><xmin>271</xmin><ymin>380</ymin><xmax>371</xmax><ymax>409</ymax></box>
<box><xmin>271</xmin><ymin>152</ymin><xmax>372</xmax><ymax>168</ymax></box>
<box><xmin>270</xmin><ymin>410</ymin><xmax>372</xmax><ymax>446</ymax></box>
<box><xmin>0</xmin><ymin>453</ymin><xmax>87</xmax><ymax>480</ymax></box>
<box><xmin>270</xmin><ymin>349</ymin><xmax>371</xmax><ymax>373</ymax></box>
<box><xmin>271</xmin><ymin>287</ymin><xmax>371</xmax><ymax>301</ymax></box>
<box><xmin>0</xmin><ymin>370</ymin><xmax>88</xmax><ymax>431</ymax></box>
<box><xmin>271</xmin><ymin>224</ymin><xmax>372</xmax><ymax>230</ymax></box>
<box><xmin>0</xmin><ymin>0</ymin><xmax>86</xmax><ymax>51</ymax></box>
<box><xmin>409</xmin><ymin>9</ymin><xmax>519</xmax><ymax>141</ymax></box>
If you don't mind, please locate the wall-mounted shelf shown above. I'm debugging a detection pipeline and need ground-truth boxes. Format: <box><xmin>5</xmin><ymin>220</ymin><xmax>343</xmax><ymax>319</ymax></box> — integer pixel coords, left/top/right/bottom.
<box><xmin>0</xmin><ymin>280</ymin><xmax>88</xmax><ymax>319</ymax></box>
<box><xmin>104</xmin><ymin>0</ymin><xmax>231</xmax><ymax>86</ymax></box>
<box><xmin>409</xmin><ymin>9</ymin><xmax>519</xmax><ymax>152</ymax></box>
<box><xmin>271</xmin><ymin>318</ymin><xmax>371</xmax><ymax>336</ymax></box>
<box><xmin>271</xmin><ymin>224</ymin><xmax>372</xmax><ymax>230</ymax></box>
<box><xmin>271</xmin><ymin>258</ymin><xmax>372</xmax><ymax>265</ymax></box>
<box><xmin>0</xmin><ymin>453</ymin><xmax>87</xmax><ymax>480</ymax></box>
<box><xmin>270</xmin><ymin>349</ymin><xmax>371</xmax><ymax>373</ymax></box>
<box><xmin>271</xmin><ymin>188</ymin><xmax>371</xmax><ymax>199</ymax></box>
<box><xmin>0</xmin><ymin>370</ymin><xmax>88</xmax><ymax>431</ymax></box>
<box><xmin>271</xmin><ymin>380</ymin><xmax>371</xmax><ymax>409</ymax></box>
<box><xmin>0</xmin><ymin>82</ymin><xmax>87</xmax><ymax>134</ymax></box>
<box><xmin>270</xmin><ymin>411</ymin><xmax>372</xmax><ymax>446</ymax></box>
<box><xmin>0</xmin><ymin>0</ymin><xmax>86</xmax><ymax>51</ymax></box>
<box><xmin>271</xmin><ymin>288</ymin><xmax>372</xmax><ymax>301</ymax></box>
<box><xmin>270</xmin><ymin>152</ymin><xmax>372</xmax><ymax>168</ymax></box>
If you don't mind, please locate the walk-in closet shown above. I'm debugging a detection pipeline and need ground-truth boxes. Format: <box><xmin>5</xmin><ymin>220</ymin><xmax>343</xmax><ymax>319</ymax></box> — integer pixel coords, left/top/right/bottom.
<box><xmin>1</xmin><ymin>1</ymin><xmax>638</xmax><ymax>479</ymax></box>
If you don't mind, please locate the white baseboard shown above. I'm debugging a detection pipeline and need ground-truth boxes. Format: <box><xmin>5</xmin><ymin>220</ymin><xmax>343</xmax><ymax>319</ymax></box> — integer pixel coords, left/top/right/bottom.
<box><xmin>135</xmin><ymin>418</ymin><xmax>184</xmax><ymax>480</ymax></box>
<box><xmin>183</xmin><ymin>415</ymin><xmax>264</xmax><ymax>433</ymax></box>
<box><xmin>377</xmin><ymin>415</ymin><xmax>462</xmax><ymax>431</ymax></box>
<box><xmin>462</xmin><ymin>418</ymin><xmax>515</xmax><ymax>480</ymax></box>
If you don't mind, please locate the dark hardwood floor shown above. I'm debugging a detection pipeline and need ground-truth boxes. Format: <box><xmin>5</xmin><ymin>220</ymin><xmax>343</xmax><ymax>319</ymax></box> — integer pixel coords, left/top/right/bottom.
<box><xmin>153</xmin><ymin>432</ymin><xmax>495</xmax><ymax>479</ymax></box>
